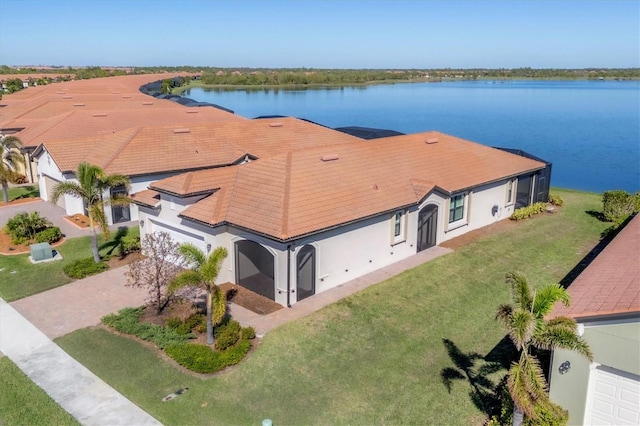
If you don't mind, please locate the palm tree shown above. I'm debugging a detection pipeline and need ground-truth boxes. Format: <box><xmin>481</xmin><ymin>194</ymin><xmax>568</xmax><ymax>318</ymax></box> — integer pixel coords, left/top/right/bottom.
<box><xmin>496</xmin><ymin>272</ymin><xmax>592</xmax><ymax>426</ymax></box>
<box><xmin>50</xmin><ymin>162</ymin><xmax>130</xmax><ymax>262</ymax></box>
<box><xmin>169</xmin><ymin>244</ymin><xmax>228</xmax><ymax>345</ymax></box>
<box><xmin>0</xmin><ymin>135</ymin><xmax>26</xmax><ymax>203</ymax></box>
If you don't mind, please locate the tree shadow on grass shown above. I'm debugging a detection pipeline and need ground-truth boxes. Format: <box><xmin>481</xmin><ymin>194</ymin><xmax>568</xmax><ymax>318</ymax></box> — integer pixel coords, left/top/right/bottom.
<box><xmin>99</xmin><ymin>226</ymin><xmax>129</xmax><ymax>257</ymax></box>
<box><xmin>12</xmin><ymin>186</ymin><xmax>39</xmax><ymax>200</ymax></box>
<box><xmin>440</xmin><ymin>337</ymin><xmax>518</xmax><ymax>418</ymax></box>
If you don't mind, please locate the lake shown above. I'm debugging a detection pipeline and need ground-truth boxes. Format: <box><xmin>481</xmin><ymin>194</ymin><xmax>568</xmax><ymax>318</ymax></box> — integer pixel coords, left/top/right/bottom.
<box><xmin>184</xmin><ymin>80</ymin><xmax>640</xmax><ymax>194</ymax></box>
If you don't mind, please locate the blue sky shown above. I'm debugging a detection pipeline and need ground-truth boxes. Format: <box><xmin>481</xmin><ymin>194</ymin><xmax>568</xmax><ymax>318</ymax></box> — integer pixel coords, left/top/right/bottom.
<box><xmin>1</xmin><ymin>0</ymin><xmax>638</xmax><ymax>68</ymax></box>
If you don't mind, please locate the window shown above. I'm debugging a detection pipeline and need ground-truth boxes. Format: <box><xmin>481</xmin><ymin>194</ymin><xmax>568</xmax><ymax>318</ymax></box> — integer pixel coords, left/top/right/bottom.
<box><xmin>505</xmin><ymin>179</ymin><xmax>516</xmax><ymax>205</ymax></box>
<box><xmin>394</xmin><ymin>211</ymin><xmax>403</xmax><ymax>237</ymax></box>
<box><xmin>449</xmin><ymin>193</ymin><xmax>465</xmax><ymax>223</ymax></box>
<box><xmin>391</xmin><ymin>210</ymin><xmax>406</xmax><ymax>243</ymax></box>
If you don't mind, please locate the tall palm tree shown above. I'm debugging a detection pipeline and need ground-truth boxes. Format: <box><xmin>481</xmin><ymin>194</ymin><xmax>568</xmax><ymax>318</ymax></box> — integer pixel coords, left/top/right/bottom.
<box><xmin>0</xmin><ymin>135</ymin><xmax>26</xmax><ymax>203</ymax></box>
<box><xmin>51</xmin><ymin>162</ymin><xmax>130</xmax><ymax>262</ymax></box>
<box><xmin>169</xmin><ymin>244</ymin><xmax>228</xmax><ymax>345</ymax></box>
<box><xmin>496</xmin><ymin>272</ymin><xmax>592</xmax><ymax>426</ymax></box>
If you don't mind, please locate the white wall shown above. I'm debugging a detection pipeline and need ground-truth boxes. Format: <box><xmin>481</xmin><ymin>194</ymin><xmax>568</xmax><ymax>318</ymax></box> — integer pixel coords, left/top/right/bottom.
<box><xmin>137</xmin><ymin>176</ymin><xmax>523</xmax><ymax>307</ymax></box>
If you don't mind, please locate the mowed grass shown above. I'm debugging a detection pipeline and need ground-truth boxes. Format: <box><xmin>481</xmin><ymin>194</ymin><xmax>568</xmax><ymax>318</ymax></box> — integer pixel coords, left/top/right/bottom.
<box><xmin>0</xmin><ymin>226</ymin><xmax>139</xmax><ymax>302</ymax></box>
<box><xmin>56</xmin><ymin>189</ymin><xmax>609</xmax><ymax>425</ymax></box>
<box><xmin>0</xmin><ymin>356</ymin><xmax>79</xmax><ymax>426</ymax></box>
<box><xmin>6</xmin><ymin>185</ymin><xmax>40</xmax><ymax>201</ymax></box>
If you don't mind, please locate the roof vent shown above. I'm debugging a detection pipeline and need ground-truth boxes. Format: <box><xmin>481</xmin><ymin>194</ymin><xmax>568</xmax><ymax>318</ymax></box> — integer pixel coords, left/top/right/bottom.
<box><xmin>121</xmin><ymin>95</ymin><xmax>132</xmax><ymax>99</ymax></box>
<box><xmin>55</xmin><ymin>91</ymin><xmax>65</xmax><ymax>94</ymax></box>
<box><xmin>73</xmin><ymin>103</ymin><xmax>85</xmax><ymax>107</ymax></box>
<box><xmin>426</xmin><ymin>138</ymin><xmax>439</xmax><ymax>144</ymax></box>
<box><xmin>173</xmin><ymin>128</ymin><xmax>190</xmax><ymax>134</ymax></box>
<box><xmin>321</xmin><ymin>154</ymin><xmax>339</xmax><ymax>162</ymax></box>
<box><xmin>142</xmin><ymin>101</ymin><xmax>153</xmax><ymax>105</ymax></box>
<box><xmin>62</xmin><ymin>96</ymin><xmax>72</xmax><ymax>99</ymax></box>
<box><xmin>185</xmin><ymin>110</ymin><xmax>198</xmax><ymax>114</ymax></box>
<box><xmin>111</xmin><ymin>91</ymin><xmax>120</xmax><ymax>94</ymax></box>
<box><xmin>92</xmin><ymin>113</ymin><xmax>107</xmax><ymax>117</ymax></box>
<box><xmin>269</xmin><ymin>122</ymin><xmax>283</xmax><ymax>127</ymax></box>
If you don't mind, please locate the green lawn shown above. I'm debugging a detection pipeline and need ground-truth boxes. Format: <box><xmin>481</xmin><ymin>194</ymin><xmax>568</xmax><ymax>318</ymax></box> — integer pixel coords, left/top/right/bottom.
<box><xmin>0</xmin><ymin>226</ymin><xmax>139</xmax><ymax>302</ymax></box>
<box><xmin>56</xmin><ymin>189</ymin><xmax>608</xmax><ymax>425</ymax></box>
<box><xmin>6</xmin><ymin>185</ymin><xmax>40</xmax><ymax>201</ymax></box>
<box><xmin>0</xmin><ymin>356</ymin><xmax>79</xmax><ymax>426</ymax></box>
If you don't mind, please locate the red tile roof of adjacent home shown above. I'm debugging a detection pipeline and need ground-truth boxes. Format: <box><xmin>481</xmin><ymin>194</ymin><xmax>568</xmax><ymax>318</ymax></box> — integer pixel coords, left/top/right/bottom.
<box><xmin>40</xmin><ymin>117</ymin><xmax>362</xmax><ymax>177</ymax></box>
<box><xmin>552</xmin><ymin>214</ymin><xmax>640</xmax><ymax>320</ymax></box>
<box><xmin>149</xmin><ymin>131</ymin><xmax>545</xmax><ymax>241</ymax></box>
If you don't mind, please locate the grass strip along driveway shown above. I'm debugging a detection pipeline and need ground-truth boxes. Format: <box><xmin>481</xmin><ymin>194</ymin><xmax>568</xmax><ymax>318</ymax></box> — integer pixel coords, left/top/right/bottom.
<box><xmin>56</xmin><ymin>189</ymin><xmax>609</xmax><ymax>425</ymax></box>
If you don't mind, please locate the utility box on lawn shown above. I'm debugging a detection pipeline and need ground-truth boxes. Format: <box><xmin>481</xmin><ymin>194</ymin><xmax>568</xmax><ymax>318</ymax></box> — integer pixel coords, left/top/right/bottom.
<box><xmin>30</xmin><ymin>242</ymin><xmax>53</xmax><ymax>262</ymax></box>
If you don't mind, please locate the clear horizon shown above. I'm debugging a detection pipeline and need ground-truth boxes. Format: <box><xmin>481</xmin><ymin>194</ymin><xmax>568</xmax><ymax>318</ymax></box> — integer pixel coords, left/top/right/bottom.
<box><xmin>1</xmin><ymin>0</ymin><xmax>638</xmax><ymax>69</ymax></box>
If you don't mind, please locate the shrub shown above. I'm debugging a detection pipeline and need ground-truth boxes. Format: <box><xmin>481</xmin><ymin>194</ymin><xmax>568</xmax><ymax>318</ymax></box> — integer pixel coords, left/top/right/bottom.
<box><xmin>4</xmin><ymin>211</ymin><xmax>51</xmax><ymax>243</ymax></box>
<box><xmin>166</xmin><ymin>317</ymin><xmax>182</xmax><ymax>330</ymax></box>
<box><xmin>168</xmin><ymin>313</ymin><xmax>206</xmax><ymax>335</ymax></box>
<box><xmin>496</xmin><ymin>386</ymin><xmax>568</xmax><ymax>426</ymax></box>
<box><xmin>102</xmin><ymin>307</ymin><xmax>192</xmax><ymax>348</ymax></box>
<box><xmin>215</xmin><ymin>320</ymin><xmax>241</xmax><ymax>350</ymax></box>
<box><xmin>63</xmin><ymin>257</ymin><xmax>108</xmax><ymax>278</ymax></box>
<box><xmin>221</xmin><ymin>339</ymin><xmax>251</xmax><ymax>365</ymax></box>
<box><xmin>35</xmin><ymin>226</ymin><xmax>62</xmax><ymax>244</ymax></box>
<box><xmin>118</xmin><ymin>235</ymin><xmax>141</xmax><ymax>257</ymax></box>
<box><xmin>510</xmin><ymin>202</ymin><xmax>548</xmax><ymax>221</ymax></box>
<box><xmin>165</xmin><ymin>344</ymin><xmax>225</xmax><ymax>373</ymax></box>
<box><xmin>548</xmin><ymin>194</ymin><xmax>564</xmax><ymax>206</ymax></box>
<box><xmin>242</xmin><ymin>326</ymin><xmax>256</xmax><ymax>340</ymax></box>
<box><xmin>602</xmin><ymin>190</ymin><xmax>640</xmax><ymax>223</ymax></box>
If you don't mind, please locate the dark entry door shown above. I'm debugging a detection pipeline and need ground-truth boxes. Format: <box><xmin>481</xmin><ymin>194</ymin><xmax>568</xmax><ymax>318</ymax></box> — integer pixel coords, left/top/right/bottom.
<box><xmin>296</xmin><ymin>245</ymin><xmax>315</xmax><ymax>302</ymax></box>
<box><xmin>110</xmin><ymin>185</ymin><xmax>130</xmax><ymax>223</ymax></box>
<box><xmin>417</xmin><ymin>205</ymin><xmax>438</xmax><ymax>252</ymax></box>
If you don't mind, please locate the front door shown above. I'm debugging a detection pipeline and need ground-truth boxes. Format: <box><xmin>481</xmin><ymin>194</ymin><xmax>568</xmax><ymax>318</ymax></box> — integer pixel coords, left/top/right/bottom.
<box><xmin>417</xmin><ymin>205</ymin><xmax>438</xmax><ymax>252</ymax></box>
<box><xmin>296</xmin><ymin>245</ymin><xmax>315</xmax><ymax>302</ymax></box>
<box><xmin>110</xmin><ymin>185</ymin><xmax>131</xmax><ymax>223</ymax></box>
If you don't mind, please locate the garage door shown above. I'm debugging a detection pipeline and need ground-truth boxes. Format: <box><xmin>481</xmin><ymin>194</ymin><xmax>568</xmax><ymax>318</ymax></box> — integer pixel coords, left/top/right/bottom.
<box><xmin>148</xmin><ymin>219</ymin><xmax>206</xmax><ymax>253</ymax></box>
<box><xmin>43</xmin><ymin>175</ymin><xmax>66</xmax><ymax>209</ymax></box>
<box><xmin>585</xmin><ymin>365</ymin><xmax>640</xmax><ymax>425</ymax></box>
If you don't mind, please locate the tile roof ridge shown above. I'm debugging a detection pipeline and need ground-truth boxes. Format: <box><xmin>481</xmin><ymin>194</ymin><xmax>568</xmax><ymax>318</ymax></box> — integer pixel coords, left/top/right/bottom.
<box><xmin>181</xmin><ymin>172</ymin><xmax>194</xmax><ymax>194</ymax></box>
<box><xmin>8</xmin><ymin>99</ymin><xmax>50</xmax><ymax>121</ymax></box>
<box><xmin>280</xmin><ymin>151</ymin><xmax>293</xmax><ymax>239</ymax></box>
<box><xmin>212</xmin><ymin>186</ymin><xmax>226</xmax><ymax>222</ymax></box>
<box><xmin>101</xmin><ymin>127</ymin><xmax>142</xmax><ymax>170</ymax></box>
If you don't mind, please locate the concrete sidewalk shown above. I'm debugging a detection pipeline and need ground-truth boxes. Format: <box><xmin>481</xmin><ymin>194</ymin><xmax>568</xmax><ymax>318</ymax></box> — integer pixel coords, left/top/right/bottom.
<box><xmin>233</xmin><ymin>245</ymin><xmax>453</xmax><ymax>335</ymax></box>
<box><xmin>0</xmin><ymin>297</ymin><xmax>161</xmax><ymax>426</ymax></box>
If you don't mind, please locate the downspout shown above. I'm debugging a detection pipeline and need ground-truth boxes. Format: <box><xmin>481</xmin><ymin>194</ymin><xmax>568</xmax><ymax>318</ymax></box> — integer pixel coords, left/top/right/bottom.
<box><xmin>286</xmin><ymin>244</ymin><xmax>292</xmax><ymax>308</ymax></box>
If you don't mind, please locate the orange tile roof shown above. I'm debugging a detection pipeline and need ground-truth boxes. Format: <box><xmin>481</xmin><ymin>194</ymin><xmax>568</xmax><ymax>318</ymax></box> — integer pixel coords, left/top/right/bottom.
<box><xmin>552</xmin><ymin>214</ymin><xmax>640</xmax><ymax>320</ymax></box>
<box><xmin>151</xmin><ymin>131</ymin><xmax>545</xmax><ymax>240</ymax></box>
<box><xmin>130</xmin><ymin>189</ymin><xmax>161</xmax><ymax>208</ymax></box>
<box><xmin>41</xmin><ymin>117</ymin><xmax>362</xmax><ymax>176</ymax></box>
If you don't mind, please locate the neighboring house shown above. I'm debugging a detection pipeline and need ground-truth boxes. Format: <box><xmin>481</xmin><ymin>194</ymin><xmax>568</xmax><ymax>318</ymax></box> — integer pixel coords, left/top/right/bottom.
<box><xmin>135</xmin><ymin>130</ymin><xmax>548</xmax><ymax>307</ymax></box>
<box><xmin>549</xmin><ymin>214</ymin><xmax>640</xmax><ymax>425</ymax></box>
<box><xmin>34</xmin><ymin>117</ymin><xmax>362</xmax><ymax>224</ymax></box>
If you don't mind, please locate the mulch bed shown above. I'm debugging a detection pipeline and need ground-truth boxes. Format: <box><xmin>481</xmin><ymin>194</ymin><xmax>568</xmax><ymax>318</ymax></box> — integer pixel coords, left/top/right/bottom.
<box><xmin>0</xmin><ymin>230</ymin><xmax>66</xmax><ymax>255</ymax></box>
<box><xmin>219</xmin><ymin>283</ymin><xmax>283</xmax><ymax>315</ymax></box>
<box><xmin>65</xmin><ymin>214</ymin><xmax>91</xmax><ymax>229</ymax></box>
<box><xmin>0</xmin><ymin>197</ymin><xmax>42</xmax><ymax>207</ymax></box>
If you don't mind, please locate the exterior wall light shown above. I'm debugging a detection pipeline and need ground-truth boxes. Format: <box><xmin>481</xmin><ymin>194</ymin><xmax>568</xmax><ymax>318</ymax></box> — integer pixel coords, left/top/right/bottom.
<box><xmin>206</xmin><ymin>243</ymin><xmax>212</xmax><ymax>253</ymax></box>
<box><xmin>140</xmin><ymin>220</ymin><xmax>144</xmax><ymax>227</ymax></box>
<box><xmin>559</xmin><ymin>360</ymin><xmax>571</xmax><ymax>375</ymax></box>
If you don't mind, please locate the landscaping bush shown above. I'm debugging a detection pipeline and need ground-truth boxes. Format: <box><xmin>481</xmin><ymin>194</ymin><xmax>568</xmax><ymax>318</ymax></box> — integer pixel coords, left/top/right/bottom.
<box><xmin>165</xmin><ymin>344</ymin><xmax>225</xmax><ymax>373</ymax></box>
<box><xmin>510</xmin><ymin>202</ymin><xmax>547</xmax><ymax>221</ymax></box>
<box><xmin>602</xmin><ymin>190</ymin><xmax>640</xmax><ymax>223</ymax></box>
<box><xmin>548</xmin><ymin>194</ymin><xmax>564</xmax><ymax>206</ymax></box>
<box><xmin>118</xmin><ymin>234</ymin><xmax>141</xmax><ymax>257</ymax></box>
<box><xmin>102</xmin><ymin>307</ymin><xmax>192</xmax><ymax>348</ymax></box>
<box><xmin>4</xmin><ymin>211</ymin><xmax>51</xmax><ymax>244</ymax></box>
<box><xmin>63</xmin><ymin>257</ymin><xmax>108</xmax><ymax>279</ymax></box>
<box><xmin>242</xmin><ymin>326</ymin><xmax>256</xmax><ymax>340</ymax></box>
<box><xmin>215</xmin><ymin>320</ymin><xmax>241</xmax><ymax>351</ymax></box>
<box><xmin>35</xmin><ymin>227</ymin><xmax>62</xmax><ymax>244</ymax></box>
<box><xmin>221</xmin><ymin>339</ymin><xmax>252</xmax><ymax>366</ymax></box>
<box><xmin>167</xmin><ymin>313</ymin><xmax>206</xmax><ymax>335</ymax></box>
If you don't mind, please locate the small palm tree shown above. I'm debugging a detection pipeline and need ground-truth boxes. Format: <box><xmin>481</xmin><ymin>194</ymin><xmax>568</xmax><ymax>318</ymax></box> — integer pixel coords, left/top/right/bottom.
<box><xmin>51</xmin><ymin>162</ymin><xmax>130</xmax><ymax>262</ymax></box>
<box><xmin>496</xmin><ymin>272</ymin><xmax>592</xmax><ymax>426</ymax></box>
<box><xmin>0</xmin><ymin>135</ymin><xmax>26</xmax><ymax>203</ymax></box>
<box><xmin>169</xmin><ymin>244</ymin><xmax>228</xmax><ymax>345</ymax></box>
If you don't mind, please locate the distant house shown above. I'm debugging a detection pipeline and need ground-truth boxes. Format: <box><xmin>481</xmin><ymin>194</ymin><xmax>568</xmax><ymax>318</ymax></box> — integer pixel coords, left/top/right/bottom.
<box><xmin>135</xmin><ymin>129</ymin><xmax>548</xmax><ymax>307</ymax></box>
<box><xmin>549</xmin><ymin>214</ymin><xmax>640</xmax><ymax>425</ymax></box>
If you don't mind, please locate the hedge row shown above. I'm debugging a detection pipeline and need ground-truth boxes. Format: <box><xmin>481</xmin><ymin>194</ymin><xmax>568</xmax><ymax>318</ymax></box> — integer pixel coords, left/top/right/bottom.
<box><xmin>510</xmin><ymin>202</ymin><xmax>548</xmax><ymax>221</ymax></box>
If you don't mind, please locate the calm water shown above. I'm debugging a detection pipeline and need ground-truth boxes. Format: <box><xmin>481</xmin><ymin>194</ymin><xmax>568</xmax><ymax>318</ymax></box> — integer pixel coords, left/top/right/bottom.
<box><xmin>185</xmin><ymin>80</ymin><xmax>640</xmax><ymax>193</ymax></box>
